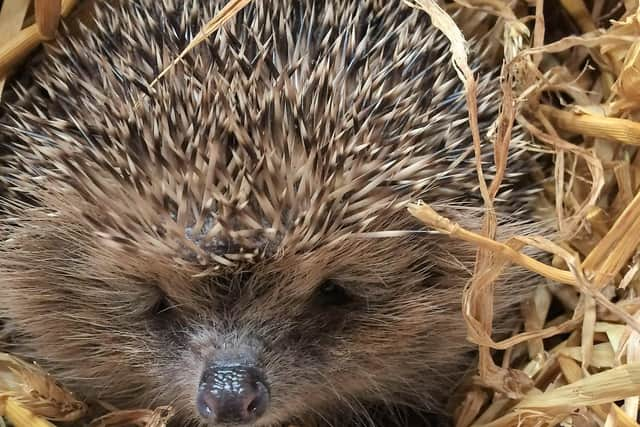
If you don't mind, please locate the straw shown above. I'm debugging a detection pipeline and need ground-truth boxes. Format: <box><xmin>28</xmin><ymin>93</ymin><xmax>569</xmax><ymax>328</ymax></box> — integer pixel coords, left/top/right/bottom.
<box><xmin>0</xmin><ymin>0</ymin><xmax>30</xmax><ymax>96</ymax></box>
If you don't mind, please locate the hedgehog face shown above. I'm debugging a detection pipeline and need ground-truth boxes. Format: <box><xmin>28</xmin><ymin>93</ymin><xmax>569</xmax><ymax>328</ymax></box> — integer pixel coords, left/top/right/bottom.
<box><xmin>159</xmin><ymin>234</ymin><xmax>471</xmax><ymax>426</ymax></box>
<box><xmin>0</xmin><ymin>209</ymin><xmax>473</xmax><ymax>426</ymax></box>
<box><xmin>131</xmin><ymin>227</ymin><xmax>472</xmax><ymax>426</ymax></box>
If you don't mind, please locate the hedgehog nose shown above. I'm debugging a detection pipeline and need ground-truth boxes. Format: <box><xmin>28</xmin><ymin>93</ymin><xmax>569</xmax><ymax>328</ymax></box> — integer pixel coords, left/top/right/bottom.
<box><xmin>197</xmin><ymin>364</ymin><xmax>270</xmax><ymax>424</ymax></box>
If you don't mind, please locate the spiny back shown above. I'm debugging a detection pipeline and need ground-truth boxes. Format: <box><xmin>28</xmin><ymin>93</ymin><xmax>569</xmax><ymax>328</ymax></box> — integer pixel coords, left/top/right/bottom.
<box><xmin>1</xmin><ymin>0</ymin><xmax>530</xmax><ymax>267</ymax></box>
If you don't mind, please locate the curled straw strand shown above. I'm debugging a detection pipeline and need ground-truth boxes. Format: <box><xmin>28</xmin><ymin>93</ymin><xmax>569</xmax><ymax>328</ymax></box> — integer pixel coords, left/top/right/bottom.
<box><xmin>408</xmin><ymin>203</ymin><xmax>575</xmax><ymax>285</ymax></box>
<box><xmin>404</xmin><ymin>0</ymin><xmax>516</xmax><ymax>396</ymax></box>
<box><xmin>408</xmin><ymin>203</ymin><xmax>640</xmax><ymax>341</ymax></box>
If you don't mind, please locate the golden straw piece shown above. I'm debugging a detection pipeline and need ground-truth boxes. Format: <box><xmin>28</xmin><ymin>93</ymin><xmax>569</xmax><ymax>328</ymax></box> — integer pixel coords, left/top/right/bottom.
<box><xmin>35</xmin><ymin>0</ymin><xmax>62</xmax><ymax>40</ymax></box>
<box><xmin>88</xmin><ymin>406</ymin><xmax>174</xmax><ymax>427</ymax></box>
<box><xmin>0</xmin><ymin>0</ymin><xmax>30</xmax><ymax>96</ymax></box>
<box><xmin>0</xmin><ymin>353</ymin><xmax>87</xmax><ymax>423</ymax></box>
<box><xmin>582</xmin><ymin>188</ymin><xmax>640</xmax><ymax>288</ymax></box>
<box><xmin>0</xmin><ymin>0</ymin><xmax>78</xmax><ymax>75</ymax></box>
<box><xmin>610</xmin><ymin>404</ymin><xmax>640</xmax><ymax>427</ymax></box>
<box><xmin>407</xmin><ymin>203</ymin><xmax>577</xmax><ymax>285</ymax></box>
<box><xmin>517</xmin><ymin>362</ymin><xmax>640</xmax><ymax>409</ymax></box>
<box><xmin>0</xmin><ymin>24</ymin><xmax>42</xmax><ymax>74</ymax></box>
<box><xmin>541</xmin><ymin>105</ymin><xmax>640</xmax><ymax>146</ymax></box>
<box><xmin>2</xmin><ymin>399</ymin><xmax>56</xmax><ymax>427</ymax></box>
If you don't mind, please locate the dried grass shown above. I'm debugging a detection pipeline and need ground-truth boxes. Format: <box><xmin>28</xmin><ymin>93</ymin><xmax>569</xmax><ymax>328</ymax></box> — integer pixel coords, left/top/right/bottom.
<box><xmin>87</xmin><ymin>407</ymin><xmax>174</xmax><ymax>427</ymax></box>
<box><xmin>422</xmin><ymin>1</ymin><xmax>640</xmax><ymax>425</ymax></box>
<box><xmin>1</xmin><ymin>0</ymin><xmax>640</xmax><ymax>426</ymax></box>
<box><xmin>0</xmin><ymin>0</ymin><xmax>76</xmax><ymax>83</ymax></box>
<box><xmin>0</xmin><ymin>352</ymin><xmax>86</xmax><ymax>426</ymax></box>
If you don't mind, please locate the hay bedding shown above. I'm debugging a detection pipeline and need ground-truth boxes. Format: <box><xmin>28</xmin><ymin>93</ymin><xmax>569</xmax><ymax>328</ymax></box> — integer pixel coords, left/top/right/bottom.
<box><xmin>1</xmin><ymin>0</ymin><xmax>640</xmax><ymax>426</ymax></box>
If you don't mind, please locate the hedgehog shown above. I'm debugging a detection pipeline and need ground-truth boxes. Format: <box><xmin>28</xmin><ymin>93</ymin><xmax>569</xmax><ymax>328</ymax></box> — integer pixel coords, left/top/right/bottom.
<box><xmin>0</xmin><ymin>0</ymin><xmax>543</xmax><ymax>426</ymax></box>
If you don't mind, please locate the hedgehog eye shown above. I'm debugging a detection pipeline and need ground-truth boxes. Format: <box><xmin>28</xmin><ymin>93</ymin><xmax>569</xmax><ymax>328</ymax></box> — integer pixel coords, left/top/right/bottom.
<box><xmin>151</xmin><ymin>293</ymin><xmax>177</xmax><ymax>318</ymax></box>
<box><xmin>315</xmin><ymin>279</ymin><xmax>353</xmax><ymax>307</ymax></box>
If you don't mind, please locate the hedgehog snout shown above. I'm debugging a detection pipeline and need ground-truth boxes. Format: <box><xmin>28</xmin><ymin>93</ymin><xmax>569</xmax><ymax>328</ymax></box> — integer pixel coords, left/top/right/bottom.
<box><xmin>196</xmin><ymin>349</ymin><xmax>270</xmax><ymax>425</ymax></box>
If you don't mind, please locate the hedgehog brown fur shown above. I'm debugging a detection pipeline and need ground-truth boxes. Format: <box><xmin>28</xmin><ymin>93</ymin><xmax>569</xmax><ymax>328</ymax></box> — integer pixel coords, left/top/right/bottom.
<box><xmin>0</xmin><ymin>0</ymin><xmax>544</xmax><ymax>426</ymax></box>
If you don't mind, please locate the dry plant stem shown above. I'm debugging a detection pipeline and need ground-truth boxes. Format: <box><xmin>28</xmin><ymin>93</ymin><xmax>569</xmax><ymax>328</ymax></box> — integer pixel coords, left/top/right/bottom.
<box><xmin>520</xmin><ymin>33</ymin><xmax>638</xmax><ymax>66</ymax></box>
<box><xmin>541</xmin><ymin>105</ymin><xmax>640</xmax><ymax>146</ymax></box>
<box><xmin>61</xmin><ymin>0</ymin><xmax>77</xmax><ymax>16</ymax></box>
<box><xmin>404</xmin><ymin>0</ymin><xmax>491</xmax><ymax>202</ymax></box>
<box><xmin>582</xmin><ymin>187</ymin><xmax>640</xmax><ymax>288</ymax></box>
<box><xmin>88</xmin><ymin>406</ymin><xmax>174</xmax><ymax>427</ymax></box>
<box><xmin>614</xmin><ymin>40</ymin><xmax>640</xmax><ymax>105</ymax></box>
<box><xmin>0</xmin><ymin>353</ymin><xmax>87</xmax><ymax>422</ymax></box>
<box><xmin>517</xmin><ymin>362</ymin><xmax>640</xmax><ymax>409</ymax></box>
<box><xmin>0</xmin><ymin>0</ymin><xmax>31</xmax><ymax>95</ymax></box>
<box><xmin>532</xmin><ymin>0</ymin><xmax>545</xmax><ymax>67</ymax></box>
<box><xmin>409</xmin><ymin>203</ymin><xmax>640</xmax><ymax>338</ymax></box>
<box><xmin>524</xmin><ymin>286</ymin><xmax>551</xmax><ymax>359</ymax></box>
<box><xmin>404</xmin><ymin>0</ymin><xmax>508</xmax><ymax>393</ymax></box>
<box><xmin>527</xmin><ymin>235</ymin><xmax>640</xmax><ymax>332</ymax></box>
<box><xmin>408</xmin><ymin>204</ymin><xmax>576</xmax><ymax>285</ymax></box>
<box><xmin>409</xmin><ymin>203</ymin><xmax>589</xmax><ymax>351</ymax></box>
<box><xmin>560</xmin><ymin>342</ymin><xmax>617</xmax><ymax>368</ymax></box>
<box><xmin>560</xmin><ymin>0</ymin><xmax>596</xmax><ymax>32</ymax></box>
<box><xmin>450</xmin><ymin>0</ymin><xmax>520</xmax><ymax>21</ymax></box>
<box><xmin>487</xmin><ymin>67</ymin><xmax>515</xmax><ymax>199</ymax></box>
<box><xmin>557</xmin><ymin>356</ymin><xmax>610</xmax><ymax>420</ymax></box>
<box><xmin>474</xmin><ymin>404</ymin><xmax>560</xmax><ymax>427</ymax></box>
<box><xmin>555</xmin><ymin>147</ymin><xmax>567</xmax><ymax>232</ymax></box>
<box><xmin>581</xmin><ymin>295</ymin><xmax>597</xmax><ymax>371</ymax></box>
<box><xmin>2</xmin><ymin>399</ymin><xmax>56</xmax><ymax>427</ymax></box>
<box><xmin>461</xmin><ymin>1</ymin><xmax>640</xmax><ymax>424</ymax></box>
<box><xmin>559</xmin><ymin>0</ymin><xmax>618</xmax><ymax>92</ymax></box>
<box><xmin>454</xmin><ymin>389</ymin><xmax>488</xmax><ymax>427</ymax></box>
<box><xmin>582</xmin><ymin>179</ymin><xmax>640</xmax><ymax>371</ymax></box>
<box><xmin>148</xmin><ymin>0</ymin><xmax>252</xmax><ymax>89</ymax></box>
<box><xmin>0</xmin><ymin>0</ymin><xmax>78</xmax><ymax>75</ymax></box>
<box><xmin>522</xmin><ymin>112</ymin><xmax>605</xmax><ymax>236</ymax></box>
<box><xmin>471</xmin><ymin>397</ymin><xmax>512</xmax><ymax>426</ymax></box>
<box><xmin>35</xmin><ymin>0</ymin><xmax>62</xmax><ymax>40</ymax></box>
<box><xmin>623</xmin><ymin>314</ymin><xmax>640</xmax><ymax>420</ymax></box>
<box><xmin>610</xmin><ymin>403</ymin><xmax>640</xmax><ymax>427</ymax></box>
<box><xmin>0</xmin><ymin>25</ymin><xmax>42</xmax><ymax>73</ymax></box>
